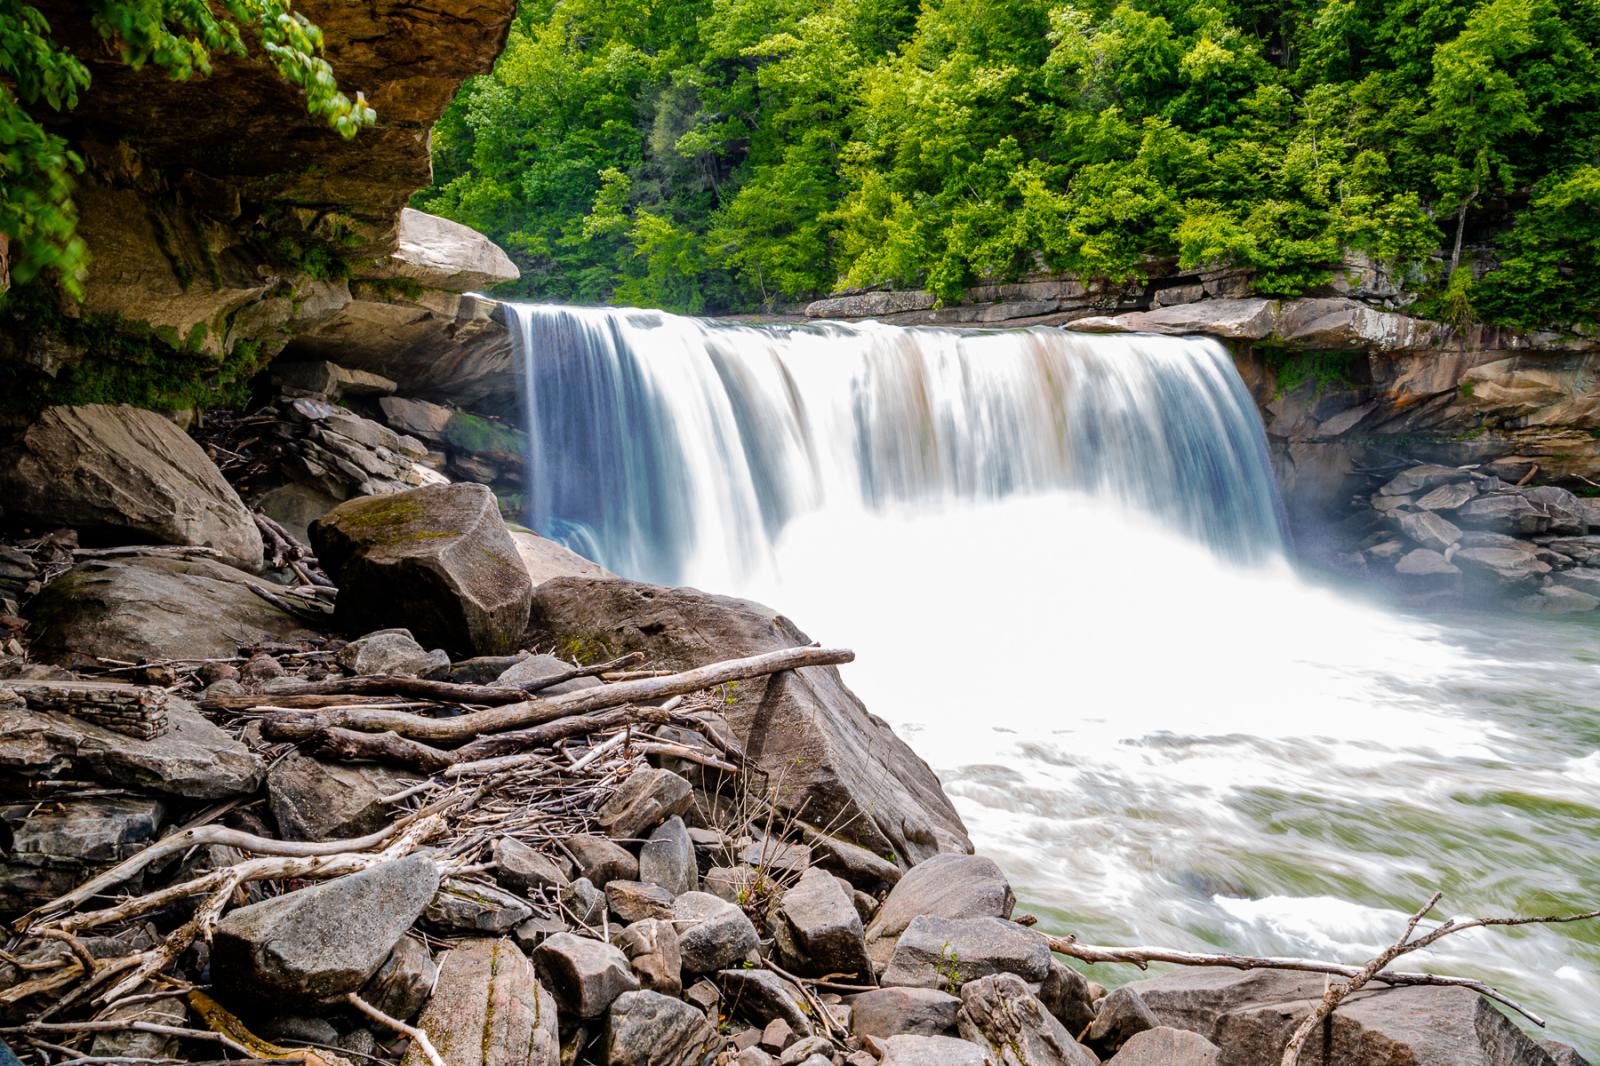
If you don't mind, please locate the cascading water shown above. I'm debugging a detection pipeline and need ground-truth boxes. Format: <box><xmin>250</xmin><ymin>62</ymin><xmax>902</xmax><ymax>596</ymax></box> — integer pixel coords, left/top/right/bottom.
<box><xmin>506</xmin><ymin>303</ymin><xmax>1600</xmax><ymax>1052</ymax></box>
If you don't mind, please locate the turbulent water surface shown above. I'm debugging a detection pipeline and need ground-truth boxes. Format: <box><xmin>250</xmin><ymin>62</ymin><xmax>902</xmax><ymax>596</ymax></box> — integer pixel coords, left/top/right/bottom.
<box><xmin>507</xmin><ymin>303</ymin><xmax>1600</xmax><ymax>1051</ymax></box>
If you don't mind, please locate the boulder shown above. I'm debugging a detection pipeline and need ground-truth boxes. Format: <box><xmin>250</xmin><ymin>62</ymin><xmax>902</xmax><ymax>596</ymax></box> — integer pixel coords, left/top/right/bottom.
<box><xmin>877</xmin><ymin>1034</ymin><xmax>993</xmax><ymax>1066</ymax></box>
<box><xmin>606</xmin><ymin>880</ymin><xmax>675</xmax><ymax>923</ymax></box>
<box><xmin>526</xmin><ymin>578</ymin><xmax>969</xmax><ymax>864</ymax></box>
<box><xmin>1540</xmin><ymin>1043</ymin><xmax>1591</xmax><ymax>1066</ymax></box>
<box><xmin>267</xmin><ymin>753</ymin><xmax>422</xmax><ymax>841</ymax></box>
<box><xmin>602</xmin><ymin>990</ymin><xmax>721</xmax><ymax>1066</ymax></box>
<box><xmin>639</xmin><ymin>816</ymin><xmax>699</xmax><ymax>896</ymax></box>
<box><xmin>1397</xmin><ymin>511</ymin><xmax>1462</xmax><ymax>552</ymax></box>
<box><xmin>335</xmin><ymin>629</ymin><xmax>450</xmax><ymax>678</ymax></box>
<box><xmin>380</xmin><ymin>395</ymin><xmax>456</xmax><ymax>441</ymax></box>
<box><xmin>1454</xmin><ymin>547</ymin><xmax>1551</xmax><ymax>587</ymax></box>
<box><xmin>1085</xmin><ymin>987</ymin><xmax>1157</xmax><ymax>1057</ymax></box>
<box><xmin>369</xmin><ymin>208</ymin><xmax>520</xmax><ymax>293</ymax></box>
<box><xmin>958</xmin><ymin>973</ymin><xmax>1098</xmax><ymax>1066</ymax></box>
<box><xmin>425</xmin><ymin>880</ymin><xmax>533</xmax><ymax>934</ymax></box>
<box><xmin>1415</xmin><ymin>483</ymin><xmax>1478</xmax><ymax>511</ymax></box>
<box><xmin>533</xmin><ymin>933</ymin><xmax>640</xmax><ymax>1019</ymax></box>
<box><xmin>87</xmin><ymin>995</ymin><xmax>187</xmax><ymax>1062</ymax></box>
<box><xmin>808</xmin><ymin>830</ymin><xmax>903</xmax><ymax>892</ymax></box>
<box><xmin>0</xmin><ymin>404</ymin><xmax>262</xmax><ymax>570</ymax></box>
<box><xmin>1038</xmin><ymin>960</ymin><xmax>1097</xmax><ymax>1037</ymax></box>
<box><xmin>1551</xmin><ymin>568</ymin><xmax>1600</xmax><ymax>597</ymax></box>
<box><xmin>673</xmin><ymin>891</ymin><xmax>761</xmax><ymax>974</ymax></box>
<box><xmin>850</xmin><ymin>987</ymin><xmax>962</xmax><ymax>1039</ymax></box>
<box><xmin>311</xmin><ymin>483</ymin><xmax>533</xmax><ymax>656</ymax></box>
<box><xmin>493</xmin><ymin>651</ymin><xmax>605</xmax><ymax>695</ymax></box>
<box><xmin>0</xmin><ymin>698</ymin><xmax>262</xmax><ymax>798</ymax></box>
<box><xmin>1546</xmin><ymin>536</ymin><xmax>1600</xmax><ymax>566</ymax></box>
<box><xmin>1456</xmin><ymin>494</ymin><xmax>1552</xmax><ymax>536</ymax></box>
<box><xmin>597</xmin><ymin>768</ymin><xmax>695</xmax><ymax>839</ymax></box>
<box><xmin>509</xmin><ymin>527</ymin><xmax>617</xmax><ymax>588</ymax></box>
<box><xmin>1515</xmin><ymin>586</ymin><xmax>1600</xmax><ymax>614</ymax></box>
<box><xmin>773</xmin><ymin>867</ymin><xmax>872</xmax><ymax>980</ymax></box>
<box><xmin>25</xmin><ymin>555</ymin><xmax>321</xmax><ymax>666</ymax></box>
<box><xmin>402</xmin><ymin>938</ymin><xmax>558</xmax><ymax>1066</ymax></box>
<box><xmin>1107</xmin><ymin>1027</ymin><xmax>1220</xmax><ymax>1066</ymax></box>
<box><xmin>1128</xmin><ymin>967</ymin><xmax>1559</xmax><ymax>1066</ymax></box>
<box><xmin>360</xmin><ymin>937</ymin><xmax>437</xmax><ymax>1022</ymax></box>
<box><xmin>717</xmin><ymin>968</ymin><xmax>816</xmax><ymax>1038</ymax></box>
<box><xmin>867</xmin><ymin>854</ymin><xmax>1015</xmax><ymax>942</ymax></box>
<box><xmin>493</xmin><ymin>837</ymin><xmax>569</xmax><ymax>894</ymax></box>
<box><xmin>272</xmin><ymin>361</ymin><xmax>397</xmax><ymax>400</ymax></box>
<box><xmin>0</xmin><ymin>794</ymin><xmax>164</xmax><ymax>905</ymax></box>
<box><xmin>1523</xmin><ymin>486</ymin><xmax>1588</xmax><ymax>534</ymax></box>
<box><xmin>564</xmin><ymin>834</ymin><xmax>638</xmax><ymax>888</ymax></box>
<box><xmin>561</xmin><ymin>877</ymin><xmax>605</xmax><ymax>927</ymax></box>
<box><xmin>1375</xmin><ymin>466</ymin><xmax>1471</xmax><ymax>498</ymax></box>
<box><xmin>617</xmin><ymin>917</ymin><xmax>683</xmax><ymax>996</ymax></box>
<box><xmin>212</xmin><ymin>853</ymin><xmax>440</xmax><ymax>1005</ymax></box>
<box><xmin>1393</xmin><ymin>548</ymin><xmax>1460</xmax><ymax>579</ymax></box>
<box><xmin>880</xmin><ymin>916</ymin><xmax>1051</xmax><ymax>992</ymax></box>
<box><xmin>1069</xmin><ymin>298</ymin><xmax>1449</xmax><ymax>353</ymax></box>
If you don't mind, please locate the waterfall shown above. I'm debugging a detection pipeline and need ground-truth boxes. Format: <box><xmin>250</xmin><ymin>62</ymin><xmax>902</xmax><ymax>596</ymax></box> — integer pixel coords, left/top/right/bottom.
<box><xmin>506</xmin><ymin>303</ymin><xmax>1286</xmax><ymax>588</ymax></box>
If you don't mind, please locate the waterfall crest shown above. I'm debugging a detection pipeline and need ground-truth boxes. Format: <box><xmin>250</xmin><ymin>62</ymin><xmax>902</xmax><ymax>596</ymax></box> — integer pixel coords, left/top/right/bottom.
<box><xmin>507</xmin><ymin>303</ymin><xmax>1287</xmax><ymax>588</ymax></box>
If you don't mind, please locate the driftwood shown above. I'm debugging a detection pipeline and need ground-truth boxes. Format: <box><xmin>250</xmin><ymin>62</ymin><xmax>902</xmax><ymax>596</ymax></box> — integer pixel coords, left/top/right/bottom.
<box><xmin>260</xmin><ymin>645</ymin><xmax>853</xmax><ymax>746</ymax></box>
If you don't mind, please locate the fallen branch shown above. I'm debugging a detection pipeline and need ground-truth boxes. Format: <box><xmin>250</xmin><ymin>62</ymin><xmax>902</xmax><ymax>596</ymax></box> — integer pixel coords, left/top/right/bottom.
<box><xmin>260</xmin><ymin>644</ymin><xmax>853</xmax><ymax>745</ymax></box>
<box><xmin>346</xmin><ymin>991</ymin><xmax>444</xmax><ymax>1066</ymax></box>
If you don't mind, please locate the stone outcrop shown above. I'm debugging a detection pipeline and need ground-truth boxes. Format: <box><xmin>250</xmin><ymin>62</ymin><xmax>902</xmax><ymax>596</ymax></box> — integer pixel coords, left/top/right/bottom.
<box><xmin>0</xmin><ymin>405</ymin><xmax>262</xmax><ymax>569</ymax></box>
<box><xmin>525</xmin><ymin>577</ymin><xmax>971</xmax><ymax>865</ymax></box>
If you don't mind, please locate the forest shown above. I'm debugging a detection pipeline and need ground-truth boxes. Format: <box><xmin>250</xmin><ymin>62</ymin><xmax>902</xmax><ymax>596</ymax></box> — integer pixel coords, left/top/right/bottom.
<box><xmin>416</xmin><ymin>0</ymin><xmax>1600</xmax><ymax>327</ymax></box>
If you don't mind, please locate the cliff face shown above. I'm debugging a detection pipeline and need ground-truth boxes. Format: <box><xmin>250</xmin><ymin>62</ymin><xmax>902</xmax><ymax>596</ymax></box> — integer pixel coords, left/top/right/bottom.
<box><xmin>1</xmin><ymin>0</ymin><xmax>518</xmax><ymax>411</ymax></box>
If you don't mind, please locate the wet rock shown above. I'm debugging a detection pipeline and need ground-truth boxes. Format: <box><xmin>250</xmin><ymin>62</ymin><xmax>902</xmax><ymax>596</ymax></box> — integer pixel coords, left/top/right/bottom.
<box><xmin>268</xmin><ymin>752</ymin><xmax>421</xmax><ymax>841</ymax></box>
<box><xmin>1085</xmin><ymin>987</ymin><xmax>1157</xmax><ymax>1057</ymax></box>
<box><xmin>336</xmin><ymin>629</ymin><xmax>450</xmax><ymax>678</ymax></box>
<box><xmin>564</xmin><ymin>834</ymin><xmax>639</xmax><ymax>888</ymax></box>
<box><xmin>1415</xmin><ymin>482</ymin><xmax>1477</xmax><ymax>511</ymax></box>
<box><xmin>212</xmin><ymin>853</ymin><xmax>440</xmax><ymax>1005</ymax></box>
<box><xmin>1038</xmin><ymin>960</ymin><xmax>1097</xmax><ymax>1036</ymax></box>
<box><xmin>849</xmin><ymin>987</ymin><xmax>962</xmax><ymax>1039</ymax></box>
<box><xmin>0</xmin><ymin>794</ymin><xmax>164</xmax><ymax>904</ymax></box>
<box><xmin>1393</xmin><ymin>548</ymin><xmax>1460</xmax><ymax>579</ymax></box>
<box><xmin>640</xmin><ymin>816</ymin><xmax>698</xmax><ymax>896</ymax></box>
<box><xmin>403</xmin><ymin>938</ymin><xmax>558</xmax><ymax>1066</ymax></box>
<box><xmin>597</xmin><ymin>768</ymin><xmax>694</xmax><ymax>839</ymax></box>
<box><xmin>25</xmin><ymin>555</ymin><xmax>320</xmax><ymax>666</ymax></box>
<box><xmin>361</xmin><ymin>937</ymin><xmax>436</xmax><ymax>1022</ymax></box>
<box><xmin>1456</xmin><ymin>494</ymin><xmax>1552</xmax><ymax>536</ymax></box>
<box><xmin>494</xmin><ymin>837</ymin><xmax>569</xmax><ymax>894</ymax></box>
<box><xmin>718</xmin><ymin>968</ymin><xmax>815</xmax><ymax>1038</ymax></box>
<box><xmin>1106</xmin><ymin>1027</ymin><xmax>1219</xmax><ymax>1066</ymax></box>
<box><xmin>1514</xmin><ymin>585</ymin><xmax>1600</xmax><ymax>614</ymax></box>
<box><xmin>0</xmin><ymin>697</ymin><xmax>263</xmax><ymax>798</ymax></box>
<box><xmin>617</xmin><ymin>917</ymin><xmax>683</xmax><ymax>996</ymax></box>
<box><xmin>1398</xmin><ymin>511</ymin><xmax>1462</xmax><ymax>552</ymax></box>
<box><xmin>773</xmin><ymin>866</ymin><xmax>872</xmax><ymax>979</ymax></box>
<box><xmin>959</xmin><ymin>973</ymin><xmax>1097</xmax><ymax>1066</ymax></box>
<box><xmin>867</xmin><ymin>854</ymin><xmax>1015</xmax><ymax>942</ymax></box>
<box><xmin>533</xmin><ymin>932</ymin><xmax>640</xmax><ymax>1019</ymax></box>
<box><xmin>425</xmin><ymin>879</ymin><xmax>534</xmax><ymax>934</ymax></box>
<box><xmin>877</xmin><ymin>1033</ymin><xmax>993</xmax><ymax>1065</ymax></box>
<box><xmin>526</xmin><ymin>578</ymin><xmax>970</xmax><ymax>863</ymax></box>
<box><xmin>674</xmin><ymin>891</ymin><xmax>761</xmax><ymax>974</ymax></box>
<box><xmin>880</xmin><ymin>916</ymin><xmax>1051</xmax><ymax>991</ymax></box>
<box><xmin>606</xmin><ymin>880</ymin><xmax>675</xmax><ymax>923</ymax></box>
<box><xmin>0</xmin><ymin>404</ymin><xmax>263</xmax><ymax>570</ymax></box>
<box><xmin>1454</xmin><ymin>546</ymin><xmax>1551</xmax><ymax>587</ymax></box>
<box><xmin>602</xmin><ymin>990</ymin><xmax>720</xmax><ymax>1066</ymax></box>
<box><xmin>1129</xmin><ymin>968</ymin><xmax>1556</xmax><ymax>1066</ymax></box>
<box><xmin>312</xmin><ymin>483</ymin><xmax>533</xmax><ymax>656</ymax></box>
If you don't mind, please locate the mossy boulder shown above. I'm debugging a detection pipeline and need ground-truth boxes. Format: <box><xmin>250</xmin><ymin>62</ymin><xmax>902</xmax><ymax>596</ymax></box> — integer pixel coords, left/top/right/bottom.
<box><xmin>311</xmin><ymin>483</ymin><xmax>533</xmax><ymax>656</ymax></box>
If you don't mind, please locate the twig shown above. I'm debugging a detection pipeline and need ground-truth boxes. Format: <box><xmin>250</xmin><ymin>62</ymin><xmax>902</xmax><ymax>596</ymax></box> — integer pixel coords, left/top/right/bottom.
<box><xmin>346</xmin><ymin>992</ymin><xmax>445</xmax><ymax>1066</ymax></box>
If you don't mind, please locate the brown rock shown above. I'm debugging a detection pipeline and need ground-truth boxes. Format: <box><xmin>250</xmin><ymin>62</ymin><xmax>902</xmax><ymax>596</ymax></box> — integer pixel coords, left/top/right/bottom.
<box><xmin>402</xmin><ymin>937</ymin><xmax>558</xmax><ymax>1066</ymax></box>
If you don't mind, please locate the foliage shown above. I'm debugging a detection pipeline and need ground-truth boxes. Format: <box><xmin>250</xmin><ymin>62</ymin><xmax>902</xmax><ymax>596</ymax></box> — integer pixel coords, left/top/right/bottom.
<box><xmin>417</xmin><ymin>0</ymin><xmax>1600</xmax><ymax>328</ymax></box>
<box><xmin>1</xmin><ymin>0</ymin><xmax>374</xmax><ymax>298</ymax></box>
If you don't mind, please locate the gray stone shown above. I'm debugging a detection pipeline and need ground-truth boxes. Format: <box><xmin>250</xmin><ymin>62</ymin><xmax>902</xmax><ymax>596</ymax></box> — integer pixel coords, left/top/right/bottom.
<box><xmin>808</xmin><ymin>830</ymin><xmax>903</xmax><ymax>892</ymax></box>
<box><xmin>1523</xmin><ymin>486</ymin><xmax>1588</xmax><ymax>534</ymax></box>
<box><xmin>849</xmin><ymin>987</ymin><xmax>962</xmax><ymax>1039</ymax></box>
<box><xmin>717</xmin><ymin>968</ymin><xmax>815</xmax><ymax>1038</ymax></box>
<box><xmin>774</xmin><ymin>866</ymin><xmax>872</xmax><ymax>979</ymax></box>
<box><xmin>426</xmin><ymin>879</ymin><xmax>534</xmax><ymax>934</ymax></box>
<box><xmin>25</xmin><ymin>555</ymin><xmax>321</xmax><ymax>666</ymax></box>
<box><xmin>867</xmin><ymin>854</ymin><xmax>1015</xmax><ymax>942</ymax></box>
<box><xmin>1552</xmin><ymin>567</ymin><xmax>1600</xmax><ymax>596</ymax></box>
<box><xmin>1514</xmin><ymin>586</ymin><xmax>1600</xmax><ymax>614</ymax></box>
<box><xmin>739</xmin><ymin>839</ymin><xmax>812</xmax><ymax>875</ymax></box>
<box><xmin>1394</xmin><ymin>548</ymin><xmax>1460</xmax><ymax>578</ymax></box>
<box><xmin>561</xmin><ymin>877</ymin><xmax>606</xmax><ymax>927</ymax></box>
<box><xmin>606</xmin><ymin>879</ymin><xmax>675</xmax><ymax>923</ymax></box>
<box><xmin>880</xmin><ymin>916</ymin><xmax>1051</xmax><ymax>992</ymax></box>
<box><xmin>312</xmin><ymin>483</ymin><xmax>533</xmax><ymax>656</ymax></box>
<box><xmin>494</xmin><ymin>837</ymin><xmax>569</xmax><ymax>894</ymax></box>
<box><xmin>0</xmin><ymin>697</ymin><xmax>263</xmax><ymax>798</ymax></box>
<box><xmin>958</xmin><ymin>973</ymin><xmax>1097</xmax><ymax>1066</ymax></box>
<box><xmin>258</xmin><ymin>1015</ymin><xmax>341</xmax><ymax>1046</ymax></box>
<box><xmin>273</xmin><ymin>360</ymin><xmax>397</xmax><ymax>399</ymax></box>
<box><xmin>687</xmin><ymin>977</ymin><xmax>723</xmax><ymax>1013</ymax></box>
<box><xmin>401</xmin><ymin>938</ymin><xmax>558</xmax><ymax>1066</ymax></box>
<box><xmin>1106</xmin><ymin>1027</ymin><xmax>1219</xmax><ymax>1066</ymax></box>
<box><xmin>373</xmin><ymin>208</ymin><xmax>520</xmax><ymax>293</ymax></box>
<box><xmin>526</xmin><ymin>578</ymin><xmax>970</xmax><ymax>863</ymax></box>
<box><xmin>1038</xmin><ymin>960</ymin><xmax>1097</xmax><ymax>1037</ymax></box>
<box><xmin>1086</xmin><ymin>987</ymin><xmax>1157</xmax><ymax>1057</ymax></box>
<box><xmin>1415</xmin><ymin>482</ymin><xmax>1477</xmax><ymax>511</ymax></box>
<box><xmin>1540</xmin><ymin>1042</ymin><xmax>1591</xmax><ymax>1066</ymax></box>
<box><xmin>1546</xmin><ymin>536</ymin><xmax>1600</xmax><ymax>565</ymax></box>
<box><xmin>780</xmin><ymin>1036</ymin><xmax>834</xmax><ymax>1064</ymax></box>
<box><xmin>268</xmin><ymin>752</ymin><xmax>422</xmax><ymax>841</ymax></box>
<box><xmin>602</xmin><ymin>990</ymin><xmax>720</xmax><ymax>1066</ymax></box>
<box><xmin>336</xmin><ymin>629</ymin><xmax>450</xmax><ymax>678</ymax></box>
<box><xmin>508</xmin><ymin>527</ymin><xmax>617</xmax><ymax>589</ymax></box>
<box><xmin>564</xmin><ymin>834</ymin><xmax>639</xmax><ymax>888</ymax></box>
<box><xmin>640</xmin><ymin>816</ymin><xmax>699</xmax><ymax>896</ymax></box>
<box><xmin>361</xmin><ymin>937</ymin><xmax>436</xmax><ymax>1022</ymax></box>
<box><xmin>494</xmin><ymin>651</ymin><xmax>605</xmax><ymax>696</ymax></box>
<box><xmin>213</xmin><ymin>853</ymin><xmax>440</xmax><ymax>1004</ymax></box>
<box><xmin>737</xmin><ymin>1047</ymin><xmax>777</xmax><ymax>1066</ymax></box>
<box><xmin>617</xmin><ymin>917</ymin><xmax>683</xmax><ymax>996</ymax></box>
<box><xmin>1456</xmin><ymin>493</ymin><xmax>1553</xmax><ymax>535</ymax></box>
<box><xmin>0</xmin><ymin>404</ymin><xmax>263</xmax><ymax>570</ymax></box>
<box><xmin>706</xmin><ymin>865</ymin><xmax>759</xmax><ymax>905</ymax></box>
<box><xmin>1398</xmin><ymin>510</ymin><xmax>1463</xmax><ymax>552</ymax></box>
<box><xmin>1377</xmin><ymin>465</ymin><xmax>1470</xmax><ymax>497</ymax></box>
<box><xmin>597</xmin><ymin>768</ymin><xmax>694</xmax><ymax>839</ymax></box>
<box><xmin>0</xmin><ymin>794</ymin><xmax>164</xmax><ymax>905</ymax></box>
<box><xmin>1455</xmin><ymin>546</ymin><xmax>1551</xmax><ymax>587</ymax></box>
<box><xmin>877</xmin><ymin>1034</ymin><xmax>993</xmax><ymax>1066</ymax></box>
<box><xmin>512</xmin><ymin>916</ymin><xmax>569</xmax><ymax>953</ymax></box>
<box><xmin>533</xmin><ymin>932</ymin><xmax>640</xmax><ymax>1019</ymax></box>
<box><xmin>255</xmin><ymin>482</ymin><xmax>342</xmax><ymax>546</ymax></box>
<box><xmin>87</xmin><ymin>995</ymin><xmax>186</xmax><ymax>1062</ymax></box>
<box><xmin>674</xmin><ymin>891</ymin><xmax>761</xmax><ymax>974</ymax></box>
<box><xmin>379</xmin><ymin>395</ymin><xmax>455</xmax><ymax>441</ymax></box>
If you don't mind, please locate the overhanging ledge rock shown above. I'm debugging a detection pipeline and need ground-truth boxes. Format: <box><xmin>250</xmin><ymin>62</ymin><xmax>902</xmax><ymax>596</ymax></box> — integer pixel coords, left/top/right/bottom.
<box><xmin>525</xmin><ymin>577</ymin><xmax>972</xmax><ymax>867</ymax></box>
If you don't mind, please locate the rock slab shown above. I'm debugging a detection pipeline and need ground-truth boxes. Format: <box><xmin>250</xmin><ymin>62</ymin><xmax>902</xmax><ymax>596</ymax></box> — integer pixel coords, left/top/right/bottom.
<box><xmin>401</xmin><ymin>937</ymin><xmax>558</xmax><ymax>1066</ymax></box>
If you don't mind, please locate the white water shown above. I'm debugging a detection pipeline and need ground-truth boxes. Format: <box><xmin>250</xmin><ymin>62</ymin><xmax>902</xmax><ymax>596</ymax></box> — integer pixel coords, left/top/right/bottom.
<box><xmin>507</xmin><ymin>303</ymin><xmax>1600</xmax><ymax>1051</ymax></box>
